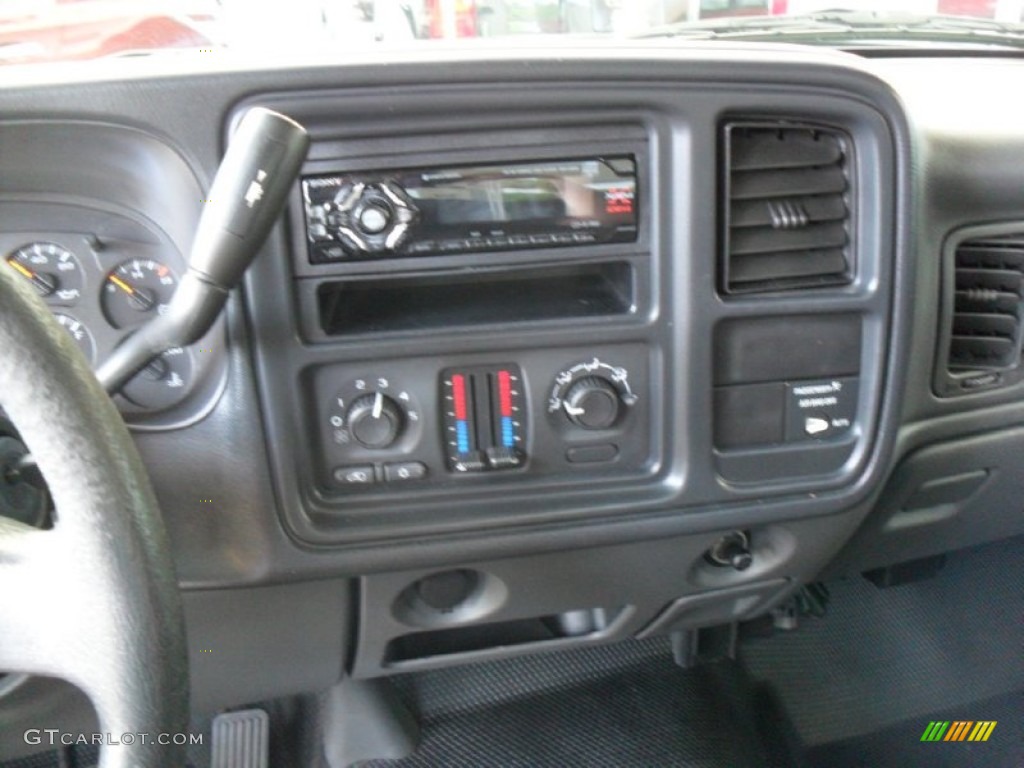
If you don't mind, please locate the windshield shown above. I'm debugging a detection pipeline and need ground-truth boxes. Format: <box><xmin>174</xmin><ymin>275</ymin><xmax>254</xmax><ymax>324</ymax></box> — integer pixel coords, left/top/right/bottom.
<box><xmin>0</xmin><ymin>0</ymin><xmax>1023</xmax><ymax>66</ymax></box>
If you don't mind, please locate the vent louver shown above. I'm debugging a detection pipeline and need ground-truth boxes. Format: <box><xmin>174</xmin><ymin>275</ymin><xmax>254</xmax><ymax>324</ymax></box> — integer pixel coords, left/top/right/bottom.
<box><xmin>948</xmin><ymin>236</ymin><xmax>1024</xmax><ymax>372</ymax></box>
<box><xmin>722</xmin><ymin>123</ymin><xmax>853</xmax><ymax>294</ymax></box>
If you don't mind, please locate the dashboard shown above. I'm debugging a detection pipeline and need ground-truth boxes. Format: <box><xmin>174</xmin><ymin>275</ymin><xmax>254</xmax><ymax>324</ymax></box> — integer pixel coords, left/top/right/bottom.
<box><xmin>1</xmin><ymin>43</ymin><xmax>1023</xmax><ymax>727</ymax></box>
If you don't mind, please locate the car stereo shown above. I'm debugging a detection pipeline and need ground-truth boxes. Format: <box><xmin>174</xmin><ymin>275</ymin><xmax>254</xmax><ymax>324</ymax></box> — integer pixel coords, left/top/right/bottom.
<box><xmin>301</xmin><ymin>156</ymin><xmax>638</xmax><ymax>262</ymax></box>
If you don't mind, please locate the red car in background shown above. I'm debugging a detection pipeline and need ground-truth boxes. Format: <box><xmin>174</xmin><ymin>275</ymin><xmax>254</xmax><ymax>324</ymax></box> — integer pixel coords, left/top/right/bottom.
<box><xmin>422</xmin><ymin>0</ymin><xmax>479</xmax><ymax>37</ymax></box>
<box><xmin>0</xmin><ymin>0</ymin><xmax>214</xmax><ymax>64</ymax></box>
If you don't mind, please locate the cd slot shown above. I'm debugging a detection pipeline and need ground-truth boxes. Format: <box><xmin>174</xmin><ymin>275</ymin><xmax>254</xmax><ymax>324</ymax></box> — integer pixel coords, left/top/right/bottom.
<box><xmin>316</xmin><ymin>261</ymin><xmax>634</xmax><ymax>336</ymax></box>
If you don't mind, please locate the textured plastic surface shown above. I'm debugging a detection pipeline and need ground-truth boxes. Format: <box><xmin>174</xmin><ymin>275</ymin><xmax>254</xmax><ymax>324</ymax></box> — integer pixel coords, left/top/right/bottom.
<box><xmin>636</xmin><ymin>579</ymin><xmax>790</xmax><ymax>638</ymax></box>
<box><xmin>183</xmin><ymin>580</ymin><xmax>348</xmax><ymax>714</ymax></box>
<box><xmin>827</xmin><ymin>427</ymin><xmax>1024</xmax><ymax>575</ymax></box>
<box><xmin>714</xmin><ymin>314</ymin><xmax>862</xmax><ymax>385</ymax></box>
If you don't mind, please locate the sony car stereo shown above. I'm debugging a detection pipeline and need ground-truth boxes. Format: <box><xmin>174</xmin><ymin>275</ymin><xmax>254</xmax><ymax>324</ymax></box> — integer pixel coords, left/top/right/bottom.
<box><xmin>301</xmin><ymin>156</ymin><xmax>638</xmax><ymax>262</ymax></box>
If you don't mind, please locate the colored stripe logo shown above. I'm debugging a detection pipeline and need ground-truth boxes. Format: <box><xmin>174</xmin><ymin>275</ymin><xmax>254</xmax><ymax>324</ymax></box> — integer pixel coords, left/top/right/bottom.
<box><xmin>920</xmin><ymin>721</ymin><xmax>997</xmax><ymax>742</ymax></box>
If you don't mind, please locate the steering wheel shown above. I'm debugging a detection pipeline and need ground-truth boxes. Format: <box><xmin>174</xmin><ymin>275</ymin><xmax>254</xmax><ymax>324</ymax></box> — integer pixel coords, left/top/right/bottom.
<box><xmin>0</xmin><ymin>258</ymin><xmax>188</xmax><ymax>765</ymax></box>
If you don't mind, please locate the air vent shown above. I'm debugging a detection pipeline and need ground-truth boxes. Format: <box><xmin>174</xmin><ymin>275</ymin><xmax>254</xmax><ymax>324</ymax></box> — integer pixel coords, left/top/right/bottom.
<box><xmin>722</xmin><ymin>122</ymin><xmax>853</xmax><ymax>294</ymax></box>
<box><xmin>947</xmin><ymin>235</ymin><xmax>1024</xmax><ymax>372</ymax></box>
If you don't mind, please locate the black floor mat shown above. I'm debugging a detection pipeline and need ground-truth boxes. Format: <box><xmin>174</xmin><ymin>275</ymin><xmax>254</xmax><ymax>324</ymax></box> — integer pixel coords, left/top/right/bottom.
<box><xmin>364</xmin><ymin>638</ymin><xmax>798</xmax><ymax>768</ymax></box>
<box><xmin>741</xmin><ymin>536</ymin><xmax>1024</xmax><ymax>750</ymax></box>
<box><xmin>806</xmin><ymin>687</ymin><xmax>1023</xmax><ymax>768</ymax></box>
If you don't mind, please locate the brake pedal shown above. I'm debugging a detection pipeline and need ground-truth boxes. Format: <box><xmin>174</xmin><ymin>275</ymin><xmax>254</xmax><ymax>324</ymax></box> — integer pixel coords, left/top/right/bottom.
<box><xmin>211</xmin><ymin>708</ymin><xmax>269</xmax><ymax>768</ymax></box>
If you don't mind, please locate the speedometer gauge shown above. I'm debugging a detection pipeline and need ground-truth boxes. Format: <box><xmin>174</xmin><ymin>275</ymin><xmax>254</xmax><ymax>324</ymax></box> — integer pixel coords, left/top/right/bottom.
<box><xmin>5</xmin><ymin>242</ymin><xmax>84</xmax><ymax>305</ymax></box>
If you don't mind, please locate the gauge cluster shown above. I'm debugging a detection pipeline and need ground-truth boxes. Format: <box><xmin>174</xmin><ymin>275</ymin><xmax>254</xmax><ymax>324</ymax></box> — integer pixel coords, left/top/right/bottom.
<box><xmin>2</xmin><ymin>231</ymin><xmax>220</xmax><ymax>424</ymax></box>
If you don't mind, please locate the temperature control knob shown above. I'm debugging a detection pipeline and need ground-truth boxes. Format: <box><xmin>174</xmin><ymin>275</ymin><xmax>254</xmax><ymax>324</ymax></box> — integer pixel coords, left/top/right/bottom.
<box><xmin>346</xmin><ymin>392</ymin><xmax>404</xmax><ymax>449</ymax></box>
<box><xmin>563</xmin><ymin>376</ymin><xmax>623</xmax><ymax>430</ymax></box>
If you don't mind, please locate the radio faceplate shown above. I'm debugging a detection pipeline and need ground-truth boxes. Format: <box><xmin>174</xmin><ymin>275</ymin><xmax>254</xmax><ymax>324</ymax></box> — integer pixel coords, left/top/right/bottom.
<box><xmin>301</xmin><ymin>156</ymin><xmax>639</xmax><ymax>263</ymax></box>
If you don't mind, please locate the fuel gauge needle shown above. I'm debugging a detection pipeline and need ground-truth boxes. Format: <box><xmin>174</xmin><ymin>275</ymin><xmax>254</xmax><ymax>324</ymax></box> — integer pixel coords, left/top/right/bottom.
<box><xmin>7</xmin><ymin>258</ymin><xmax>56</xmax><ymax>296</ymax></box>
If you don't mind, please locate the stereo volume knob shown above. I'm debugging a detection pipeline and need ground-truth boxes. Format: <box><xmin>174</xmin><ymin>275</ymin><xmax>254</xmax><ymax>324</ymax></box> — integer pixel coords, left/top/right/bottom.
<box><xmin>346</xmin><ymin>392</ymin><xmax>404</xmax><ymax>449</ymax></box>
<box><xmin>356</xmin><ymin>201</ymin><xmax>392</xmax><ymax>235</ymax></box>
<box><xmin>563</xmin><ymin>377</ymin><xmax>622</xmax><ymax>430</ymax></box>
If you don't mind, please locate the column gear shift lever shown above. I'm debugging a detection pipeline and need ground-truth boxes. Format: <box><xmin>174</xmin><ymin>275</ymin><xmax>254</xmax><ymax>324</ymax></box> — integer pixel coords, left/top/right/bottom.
<box><xmin>96</xmin><ymin>107</ymin><xmax>310</xmax><ymax>395</ymax></box>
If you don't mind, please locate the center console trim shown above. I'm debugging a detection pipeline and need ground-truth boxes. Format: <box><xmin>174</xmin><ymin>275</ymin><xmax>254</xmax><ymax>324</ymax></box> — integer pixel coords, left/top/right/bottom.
<box><xmin>238</xmin><ymin>71</ymin><xmax>911</xmax><ymax>550</ymax></box>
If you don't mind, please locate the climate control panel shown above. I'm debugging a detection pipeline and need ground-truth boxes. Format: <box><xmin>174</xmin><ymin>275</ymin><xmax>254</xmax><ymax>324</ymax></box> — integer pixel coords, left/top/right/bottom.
<box><xmin>311</xmin><ymin>344</ymin><xmax>652</xmax><ymax>492</ymax></box>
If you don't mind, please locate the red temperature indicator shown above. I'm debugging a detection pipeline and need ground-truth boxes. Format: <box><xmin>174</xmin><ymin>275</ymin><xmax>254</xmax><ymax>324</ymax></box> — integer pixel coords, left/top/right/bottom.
<box><xmin>441</xmin><ymin>364</ymin><xmax>526</xmax><ymax>473</ymax></box>
<box><xmin>497</xmin><ymin>369</ymin><xmax>516</xmax><ymax>449</ymax></box>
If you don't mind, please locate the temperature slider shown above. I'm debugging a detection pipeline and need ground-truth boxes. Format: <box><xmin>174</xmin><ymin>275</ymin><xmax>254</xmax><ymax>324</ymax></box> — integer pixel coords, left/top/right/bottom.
<box><xmin>442</xmin><ymin>364</ymin><xmax>526</xmax><ymax>473</ymax></box>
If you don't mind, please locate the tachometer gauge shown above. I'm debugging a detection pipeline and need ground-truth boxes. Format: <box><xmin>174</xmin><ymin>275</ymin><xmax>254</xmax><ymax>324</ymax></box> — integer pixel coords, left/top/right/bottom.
<box><xmin>102</xmin><ymin>259</ymin><xmax>177</xmax><ymax>329</ymax></box>
<box><xmin>5</xmin><ymin>243</ymin><xmax>84</xmax><ymax>305</ymax></box>
<box><xmin>53</xmin><ymin>313</ymin><xmax>96</xmax><ymax>366</ymax></box>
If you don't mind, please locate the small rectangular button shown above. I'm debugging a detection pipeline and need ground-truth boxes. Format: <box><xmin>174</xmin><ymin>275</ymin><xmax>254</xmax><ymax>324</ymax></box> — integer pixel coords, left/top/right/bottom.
<box><xmin>384</xmin><ymin>462</ymin><xmax>428</xmax><ymax>482</ymax></box>
<box><xmin>333</xmin><ymin>465</ymin><xmax>376</xmax><ymax>485</ymax></box>
<box><xmin>566</xmin><ymin>444</ymin><xmax>619</xmax><ymax>464</ymax></box>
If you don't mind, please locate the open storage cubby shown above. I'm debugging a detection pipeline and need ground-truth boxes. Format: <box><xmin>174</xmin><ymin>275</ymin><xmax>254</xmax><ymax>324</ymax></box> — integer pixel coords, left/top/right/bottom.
<box><xmin>383</xmin><ymin>607</ymin><xmax>622</xmax><ymax>666</ymax></box>
<box><xmin>317</xmin><ymin>261</ymin><xmax>634</xmax><ymax>336</ymax></box>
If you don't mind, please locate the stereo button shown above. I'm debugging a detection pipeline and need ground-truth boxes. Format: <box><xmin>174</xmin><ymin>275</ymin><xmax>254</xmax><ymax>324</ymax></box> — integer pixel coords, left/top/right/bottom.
<box><xmin>358</xmin><ymin>203</ymin><xmax>391</xmax><ymax>235</ymax></box>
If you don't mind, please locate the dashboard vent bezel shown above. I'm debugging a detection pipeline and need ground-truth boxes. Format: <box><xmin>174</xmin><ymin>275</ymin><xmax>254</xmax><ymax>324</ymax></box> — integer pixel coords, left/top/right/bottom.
<box><xmin>935</xmin><ymin>226</ymin><xmax>1024</xmax><ymax>397</ymax></box>
<box><xmin>720</xmin><ymin>120</ymin><xmax>855</xmax><ymax>296</ymax></box>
